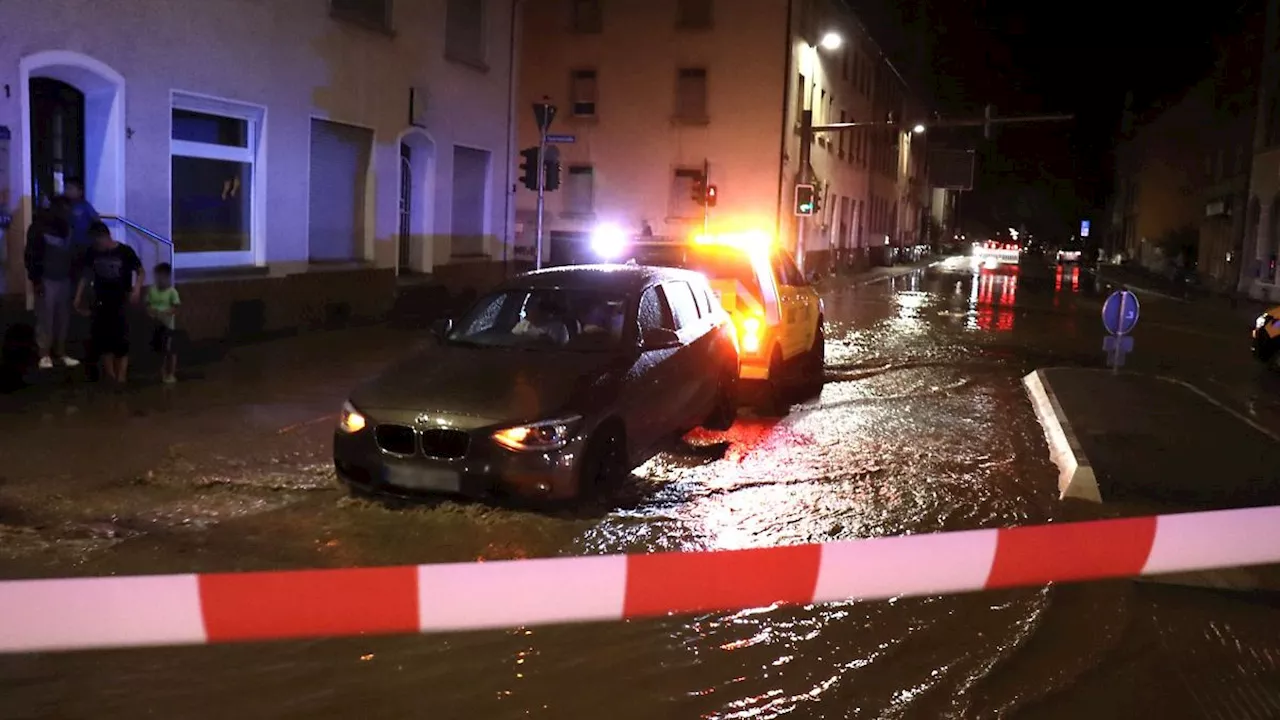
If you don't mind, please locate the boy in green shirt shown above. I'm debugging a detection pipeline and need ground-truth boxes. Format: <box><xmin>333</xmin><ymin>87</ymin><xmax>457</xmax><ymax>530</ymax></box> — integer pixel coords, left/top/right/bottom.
<box><xmin>145</xmin><ymin>262</ymin><xmax>180</xmax><ymax>384</ymax></box>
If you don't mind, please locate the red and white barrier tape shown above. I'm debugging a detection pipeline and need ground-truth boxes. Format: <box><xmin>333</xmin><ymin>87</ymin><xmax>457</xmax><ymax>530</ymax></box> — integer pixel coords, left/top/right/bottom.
<box><xmin>3</xmin><ymin>505</ymin><xmax>1279</xmax><ymax>653</ymax></box>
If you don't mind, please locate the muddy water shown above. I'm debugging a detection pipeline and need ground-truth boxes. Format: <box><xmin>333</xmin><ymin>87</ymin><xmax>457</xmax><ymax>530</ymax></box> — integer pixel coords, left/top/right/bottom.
<box><xmin>2</xmin><ymin>259</ymin><xmax>1279</xmax><ymax>718</ymax></box>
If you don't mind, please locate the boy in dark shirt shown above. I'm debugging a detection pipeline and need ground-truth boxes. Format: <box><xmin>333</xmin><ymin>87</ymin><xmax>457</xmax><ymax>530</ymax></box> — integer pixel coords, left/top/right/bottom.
<box><xmin>74</xmin><ymin>222</ymin><xmax>144</xmax><ymax>384</ymax></box>
<box><xmin>24</xmin><ymin>201</ymin><xmax>80</xmax><ymax>369</ymax></box>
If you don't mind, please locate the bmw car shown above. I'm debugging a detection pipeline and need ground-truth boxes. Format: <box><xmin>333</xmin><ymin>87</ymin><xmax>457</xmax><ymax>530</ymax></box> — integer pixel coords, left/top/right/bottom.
<box><xmin>334</xmin><ymin>265</ymin><xmax>740</xmax><ymax>504</ymax></box>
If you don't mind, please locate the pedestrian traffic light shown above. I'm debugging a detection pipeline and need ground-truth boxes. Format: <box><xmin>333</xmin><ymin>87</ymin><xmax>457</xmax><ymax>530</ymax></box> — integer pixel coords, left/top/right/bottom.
<box><xmin>518</xmin><ymin>147</ymin><xmax>540</xmax><ymax>191</ymax></box>
<box><xmin>705</xmin><ymin>184</ymin><xmax>718</xmax><ymax>208</ymax></box>
<box><xmin>691</xmin><ymin>173</ymin><xmax>707</xmax><ymax>204</ymax></box>
<box><xmin>544</xmin><ymin>159</ymin><xmax>562</xmax><ymax>191</ymax></box>
<box><xmin>794</xmin><ymin>183</ymin><xmax>816</xmax><ymax>216</ymax></box>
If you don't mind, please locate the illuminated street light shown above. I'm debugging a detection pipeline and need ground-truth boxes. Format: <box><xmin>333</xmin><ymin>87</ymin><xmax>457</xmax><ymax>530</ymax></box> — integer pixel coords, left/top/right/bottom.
<box><xmin>820</xmin><ymin>32</ymin><xmax>843</xmax><ymax>50</ymax></box>
<box><xmin>912</xmin><ymin>124</ymin><xmax>926</xmax><ymax>134</ymax></box>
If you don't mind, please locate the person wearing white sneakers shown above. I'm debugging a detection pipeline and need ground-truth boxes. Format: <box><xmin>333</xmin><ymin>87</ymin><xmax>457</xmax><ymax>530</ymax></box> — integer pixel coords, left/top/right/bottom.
<box><xmin>23</xmin><ymin>199</ymin><xmax>80</xmax><ymax>370</ymax></box>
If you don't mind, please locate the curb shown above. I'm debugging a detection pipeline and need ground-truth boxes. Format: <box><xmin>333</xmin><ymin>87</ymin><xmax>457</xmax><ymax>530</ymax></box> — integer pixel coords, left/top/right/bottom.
<box><xmin>1023</xmin><ymin>370</ymin><xmax>1101</xmax><ymax>503</ymax></box>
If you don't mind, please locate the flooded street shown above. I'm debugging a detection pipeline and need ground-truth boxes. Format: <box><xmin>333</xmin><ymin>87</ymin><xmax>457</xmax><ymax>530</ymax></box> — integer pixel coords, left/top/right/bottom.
<box><xmin>3</xmin><ymin>258</ymin><xmax>1279</xmax><ymax>718</ymax></box>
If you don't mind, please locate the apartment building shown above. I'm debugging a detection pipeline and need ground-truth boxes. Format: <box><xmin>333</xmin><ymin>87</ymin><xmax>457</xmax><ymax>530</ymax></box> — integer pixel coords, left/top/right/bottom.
<box><xmin>0</xmin><ymin>0</ymin><xmax>518</xmax><ymax>343</ymax></box>
<box><xmin>516</xmin><ymin>0</ymin><xmax>928</xmax><ymax>273</ymax></box>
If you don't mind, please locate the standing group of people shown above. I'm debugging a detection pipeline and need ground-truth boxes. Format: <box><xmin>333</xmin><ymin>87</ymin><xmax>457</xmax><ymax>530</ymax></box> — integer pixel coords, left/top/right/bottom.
<box><xmin>23</xmin><ymin>179</ymin><xmax>180</xmax><ymax>385</ymax></box>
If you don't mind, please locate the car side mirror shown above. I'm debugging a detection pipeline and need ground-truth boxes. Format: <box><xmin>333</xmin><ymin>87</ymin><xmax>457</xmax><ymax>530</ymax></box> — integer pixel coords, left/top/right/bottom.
<box><xmin>431</xmin><ymin>318</ymin><xmax>453</xmax><ymax>340</ymax></box>
<box><xmin>640</xmin><ymin>327</ymin><xmax>681</xmax><ymax>351</ymax></box>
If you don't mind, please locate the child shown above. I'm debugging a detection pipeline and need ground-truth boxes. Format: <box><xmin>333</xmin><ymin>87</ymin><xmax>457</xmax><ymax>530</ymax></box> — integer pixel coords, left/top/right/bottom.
<box><xmin>145</xmin><ymin>263</ymin><xmax>180</xmax><ymax>384</ymax></box>
<box><xmin>74</xmin><ymin>222</ymin><xmax>144</xmax><ymax>385</ymax></box>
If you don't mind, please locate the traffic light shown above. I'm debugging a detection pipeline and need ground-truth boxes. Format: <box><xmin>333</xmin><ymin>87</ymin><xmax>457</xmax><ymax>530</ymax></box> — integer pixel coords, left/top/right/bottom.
<box><xmin>544</xmin><ymin>159</ymin><xmax>562</xmax><ymax>191</ymax></box>
<box><xmin>705</xmin><ymin>184</ymin><xmax>718</xmax><ymax>208</ymax></box>
<box><xmin>691</xmin><ymin>173</ymin><xmax>707</xmax><ymax>204</ymax></box>
<box><xmin>518</xmin><ymin>147</ymin><xmax>540</xmax><ymax>191</ymax></box>
<box><xmin>794</xmin><ymin>183</ymin><xmax>816</xmax><ymax>216</ymax></box>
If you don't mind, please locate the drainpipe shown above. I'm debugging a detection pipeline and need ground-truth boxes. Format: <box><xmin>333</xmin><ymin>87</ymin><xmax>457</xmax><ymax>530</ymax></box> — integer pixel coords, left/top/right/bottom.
<box><xmin>502</xmin><ymin>0</ymin><xmax>524</xmax><ymax>279</ymax></box>
<box><xmin>774</xmin><ymin>0</ymin><xmax>795</xmax><ymax>240</ymax></box>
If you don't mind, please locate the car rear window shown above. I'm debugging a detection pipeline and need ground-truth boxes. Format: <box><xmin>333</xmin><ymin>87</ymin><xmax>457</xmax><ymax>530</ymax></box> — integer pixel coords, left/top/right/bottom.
<box><xmin>684</xmin><ymin>248</ymin><xmax>762</xmax><ymax>299</ymax></box>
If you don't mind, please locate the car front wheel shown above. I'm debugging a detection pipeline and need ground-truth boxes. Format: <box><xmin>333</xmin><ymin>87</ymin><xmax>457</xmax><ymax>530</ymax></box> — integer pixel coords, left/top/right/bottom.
<box><xmin>703</xmin><ymin>366</ymin><xmax>738</xmax><ymax>431</ymax></box>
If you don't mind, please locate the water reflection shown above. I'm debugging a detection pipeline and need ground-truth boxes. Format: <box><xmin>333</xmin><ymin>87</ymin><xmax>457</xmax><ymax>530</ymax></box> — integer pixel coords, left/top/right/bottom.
<box><xmin>966</xmin><ymin>267</ymin><xmax>1018</xmax><ymax>333</ymax></box>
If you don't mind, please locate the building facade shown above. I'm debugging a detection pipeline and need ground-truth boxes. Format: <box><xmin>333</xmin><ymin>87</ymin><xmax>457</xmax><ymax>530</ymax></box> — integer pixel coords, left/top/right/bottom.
<box><xmin>0</xmin><ymin>0</ymin><xmax>518</xmax><ymax>342</ymax></box>
<box><xmin>515</xmin><ymin>0</ymin><xmax>927</xmax><ymax>273</ymax></box>
<box><xmin>1243</xmin><ymin>0</ymin><xmax>1280</xmax><ymax>299</ymax></box>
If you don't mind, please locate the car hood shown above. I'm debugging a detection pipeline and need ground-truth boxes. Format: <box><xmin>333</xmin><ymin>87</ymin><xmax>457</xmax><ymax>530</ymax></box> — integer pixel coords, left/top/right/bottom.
<box><xmin>350</xmin><ymin>344</ymin><xmax>621</xmax><ymax>423</ymax></box>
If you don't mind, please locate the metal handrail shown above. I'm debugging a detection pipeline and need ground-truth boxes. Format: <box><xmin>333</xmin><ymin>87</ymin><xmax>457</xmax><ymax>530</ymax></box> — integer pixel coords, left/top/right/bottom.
<box><xmin>99</xmin><ymin>214</ymin><xmax>176</xmax><ymax>278</ymax></box>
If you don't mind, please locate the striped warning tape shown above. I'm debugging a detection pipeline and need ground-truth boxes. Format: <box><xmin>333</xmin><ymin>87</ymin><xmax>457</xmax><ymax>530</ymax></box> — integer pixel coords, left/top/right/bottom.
<box><xmin>2</xmin><ymin>505</ymin><xmax>1279</xmax><ymax>653</ymax></box>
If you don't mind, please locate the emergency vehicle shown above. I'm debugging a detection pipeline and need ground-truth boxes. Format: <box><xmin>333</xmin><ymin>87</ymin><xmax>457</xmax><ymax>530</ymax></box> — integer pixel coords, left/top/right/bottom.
<box><xmin>618</xmin><ymin>230</ymin><xmax>825</xmax><ymax>412</ymax></box>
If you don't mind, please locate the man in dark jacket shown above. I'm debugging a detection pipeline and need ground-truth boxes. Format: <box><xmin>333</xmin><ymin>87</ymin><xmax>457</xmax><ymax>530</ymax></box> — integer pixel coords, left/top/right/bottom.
<box><xmin>24</xmin><ymin>200</ymin><xmax>81</xmax><ymax>369</ymax></box>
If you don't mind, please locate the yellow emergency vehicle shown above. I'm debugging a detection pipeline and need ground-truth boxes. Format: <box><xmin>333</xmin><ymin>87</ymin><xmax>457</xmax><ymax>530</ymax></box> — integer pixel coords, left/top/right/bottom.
<box><xmin>627</xmin><ymin>231</ymin><xmax>825</xmax><ymax>411</ymax></box>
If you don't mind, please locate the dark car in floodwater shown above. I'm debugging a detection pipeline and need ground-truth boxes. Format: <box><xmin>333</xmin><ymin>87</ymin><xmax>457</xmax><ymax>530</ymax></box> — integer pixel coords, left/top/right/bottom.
<box><xmin>334</xmin><ymin>265</ymin><xmax>740</xmax><ymax>504</ymax></box>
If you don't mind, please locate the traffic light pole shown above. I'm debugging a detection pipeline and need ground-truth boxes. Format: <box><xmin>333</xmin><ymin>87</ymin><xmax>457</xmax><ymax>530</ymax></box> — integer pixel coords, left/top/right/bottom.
<box><xmin>534</xmin><ymin>129</ymin><xmax>547</xmax><ymax>270</ymax></box>
<box><xmin>796</xmin><ymin>109</ymin><xmax>813</xmax><ymax>272</ymax></box>
<box><xmin>702</xmin><ymin>158</ymin><xmax>710</xmax><ymax>237</ymax></box>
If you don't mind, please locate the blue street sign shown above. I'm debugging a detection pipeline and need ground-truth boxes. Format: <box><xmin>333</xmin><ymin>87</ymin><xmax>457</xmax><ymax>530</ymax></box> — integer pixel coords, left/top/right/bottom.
<box><xmin>546</xmin><ymin>134</ymin><xmax>576</xmax><ymax>144</ymax></box>
<box><xmin>1080</xmin><ymin>220</ymin><xmax>1090</xmax><ymax>238</ymax></box>
<box><xmin>1102</xmin><ymin>289</ymin><xmax>1140</xmax><ymax>335</ymax></box>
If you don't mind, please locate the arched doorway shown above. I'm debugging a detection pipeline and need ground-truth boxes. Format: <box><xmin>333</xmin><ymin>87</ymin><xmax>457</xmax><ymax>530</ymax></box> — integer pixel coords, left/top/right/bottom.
<box><xmin>396</xmin><ymin>128</ymin><xmax>436</xmax><ymax>275</ymax></box>
<box><xmin>19</xmin><ymin>51</ymin><xmax>126</xmax><ymax>220</ymax></box>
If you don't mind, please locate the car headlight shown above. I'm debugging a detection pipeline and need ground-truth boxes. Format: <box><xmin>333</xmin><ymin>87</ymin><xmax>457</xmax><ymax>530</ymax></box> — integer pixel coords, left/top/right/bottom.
<box><xmin>492</xmin><ymin>415</ymin><xmax>582</xmax><ymax>452</ymax></box>
<box><xmin>338</xmin><ymin>401</ymin><xmax>367</xmax><ymax>434</ymax></box>
<box><xmin>1257</xmin><ymin>315</ymin><xmax>1270</xmax><ymax>330</ymax></box>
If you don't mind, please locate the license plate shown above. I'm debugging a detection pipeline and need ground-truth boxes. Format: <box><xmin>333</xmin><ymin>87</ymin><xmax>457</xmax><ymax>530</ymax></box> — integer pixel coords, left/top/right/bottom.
<box><xmin>384</xmin><ymin>465</ymin><xmax>461</xmax><ymax>493</ymax></box>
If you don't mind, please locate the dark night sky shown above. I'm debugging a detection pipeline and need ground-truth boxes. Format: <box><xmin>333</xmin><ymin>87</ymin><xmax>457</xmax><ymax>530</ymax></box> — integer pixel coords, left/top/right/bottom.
<box><xmin>845</xmin><ymin>0</ymin><xmax>1263</xmax><ymax>238</ymax></box>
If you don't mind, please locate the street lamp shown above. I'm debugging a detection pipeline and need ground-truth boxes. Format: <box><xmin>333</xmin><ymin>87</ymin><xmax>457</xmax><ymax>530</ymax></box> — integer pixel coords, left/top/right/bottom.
<box><xmin>820</xmin><ymin>32</ymin><xmax>843</xmax><ymax>51</ymax></box>
<box><xmin>912</xmin><ymin>124</ymin><xmax>926</xmax><ymax>134</ymax></box>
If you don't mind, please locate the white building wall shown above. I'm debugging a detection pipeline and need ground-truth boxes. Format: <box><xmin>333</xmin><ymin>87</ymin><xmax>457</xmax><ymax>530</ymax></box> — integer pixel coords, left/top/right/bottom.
<box><xmin>0</xmin><ymin>0</ymin><xmax>516</xmax><ymax>293</ymax></box>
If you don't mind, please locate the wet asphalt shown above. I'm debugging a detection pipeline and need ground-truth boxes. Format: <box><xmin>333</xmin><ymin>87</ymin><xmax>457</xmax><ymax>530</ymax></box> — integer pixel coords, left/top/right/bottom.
<box><xmin>1</xmin><ymin>256</ymin><xmax>1279</xmax><ymax>719</ymax></box>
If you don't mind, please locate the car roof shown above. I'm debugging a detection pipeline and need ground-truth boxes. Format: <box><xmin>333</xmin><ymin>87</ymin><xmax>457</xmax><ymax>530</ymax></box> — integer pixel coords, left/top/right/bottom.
<box><xmin>500</xmin><ymin>263</ymin><xmax>706</xmax><ymax>294</ymax></box>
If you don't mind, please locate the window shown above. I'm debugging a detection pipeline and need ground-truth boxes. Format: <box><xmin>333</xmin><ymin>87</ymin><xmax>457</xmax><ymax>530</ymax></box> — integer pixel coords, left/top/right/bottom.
<box><xmin>695</xmin><ymin>283</ymin><xmax>713</xmax><ymax>316</ymax></box>
<box><xmin>170</xmin><ymin>94</ymin><xmax>262</xmax><ymax>265</ymax></box>
<box><xmin>675</xmin><ymin>68</ymin><xmax>708</xmax><ymax>122</ymax></box>
<box><xmin>565</xmin><ymin>166</ymin><xmax>594</xmax><ymax>215</ymax></box>
<box><xmin>670</xmin><ymin>168</ymin><xmax>704</xmax><ymax>218</ymax></box>
<box><xmin>445</xmin><ymin>0</ymin><xmax>486</xmax><ymax>68</ymax></box>
<box><xmin>676</xmin><ymin>0</ymin><xmax>712</xmax><ymax>29</ymax></box>
<box><xmin>571</xmin><ymin>0</ymin><xmax>602</xmax><ymax>33</ymax></box>
<box><xmin>773</xmin><ymin>251</ymin><xmax>807</xmax><ymax>287</ymax></box>
<box><xmin>639</xmin><ymin>287</ymin><xmax>676</xmax><ymax>333</ymax></box>
<box><xmin>570</xmin><ymin>69</ymin><xmax>598</xmax><ymax>117</ymax></box>
<box><xmin>663</xmin><ymin>282</ymin><xmax>702</xmax><ymax>329</ymax></box>
<box><xmin>330</xmin><ymin>0</ymin><xmax>392</xmax><ymax>32</ymax></box>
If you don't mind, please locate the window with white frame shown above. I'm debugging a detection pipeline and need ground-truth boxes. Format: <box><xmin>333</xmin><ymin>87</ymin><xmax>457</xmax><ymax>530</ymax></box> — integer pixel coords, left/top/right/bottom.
<box><xmin>445</xmin><ymin>0</ymin><xmax>487</xmax><ymax>68</ymax></box>
<box><xmin>170</xmin><ymin>94</ymin><xmax>263</xmax><ymax>265</ymax></box>
<box><xmin>675</xmin><ymin>68</ymin><xmax>708</xmax><ymax>122</ymax></box>
<box><xmin>571</xmin><ymin>0</ymin><xmax>602</xmax><ymax>33</ymax></box>
<box><xmin>565</xmin><ymin>166</ymin><xmax>594</xmax><ymax>215</ymax></box>
<box><xmin>570</xmin><ymin>69</ymin><xmax>598</xmax><ymax>117</ymax></box>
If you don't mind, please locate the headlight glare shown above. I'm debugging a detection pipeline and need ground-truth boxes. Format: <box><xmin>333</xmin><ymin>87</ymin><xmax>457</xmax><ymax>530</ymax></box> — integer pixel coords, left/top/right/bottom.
<box><xmin>493</xmin><ymin>416</ymin><xmax>582</xmax><ymax>452</ymax></box>
<box><xmin>339</xmin><ymin>401</ymin><xmax>367</xmax><ymax>433</ymax></box>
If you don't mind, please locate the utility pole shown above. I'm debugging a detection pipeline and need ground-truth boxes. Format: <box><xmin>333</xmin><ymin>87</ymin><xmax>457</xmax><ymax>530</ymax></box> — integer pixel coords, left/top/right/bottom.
<box><xmin>796</xmin><ymin>108</ymin><xmax>814</xmax><ymax>272</ymax></box>
<box><xmin>532</xmin><ymin>98</ymin><xmax>557</xmax><ymax>270</ymax></box>
<box><xmin>702</xmin><ymin>158</ymin><xmax>711</xmax><ymax>237</ymax></box>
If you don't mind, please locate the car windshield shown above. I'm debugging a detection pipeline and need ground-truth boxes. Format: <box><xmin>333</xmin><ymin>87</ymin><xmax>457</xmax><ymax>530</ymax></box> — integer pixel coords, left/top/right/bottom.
<box><xmin>683</xmin><ymin>247</ymin><xmax>763</xmax><ymax>300</ymax></box>
<box><xmin>448</xmin><ymin>288</ymin><xmax>630</xmax><ymax>352</ymax></box>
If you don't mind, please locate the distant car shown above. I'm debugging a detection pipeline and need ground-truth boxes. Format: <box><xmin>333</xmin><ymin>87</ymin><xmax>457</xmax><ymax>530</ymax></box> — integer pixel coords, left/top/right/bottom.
<box><xmin>625</xmin><ymin>231</ymin><xmax>825</xmax><ymax>412</ymax></box>
<box><xmin>1056</xmin><ymin>247</ymin><xmax>1083</xmax><ymax>264</ymax></box>
<box><xmin>972</xmin><ymin>240</ymin><xmax>1021</xmax><ymax>269</ymax></box>
<box><xmin>334</xmin><ymin>265</ymin><xmax>740</xmax><ymax>504</ymax></box>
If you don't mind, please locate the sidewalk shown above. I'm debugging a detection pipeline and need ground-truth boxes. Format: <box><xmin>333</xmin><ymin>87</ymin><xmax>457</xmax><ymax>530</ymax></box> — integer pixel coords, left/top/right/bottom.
<box><xmin>1026</xmin><ymin>367</ymin><xmax>1280</xmax><ymax>592</ymax></box>
<box><xmin>816</xmin><ymin>257</ymin><xmax>937</xmax><ymax>293</ymax></box>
